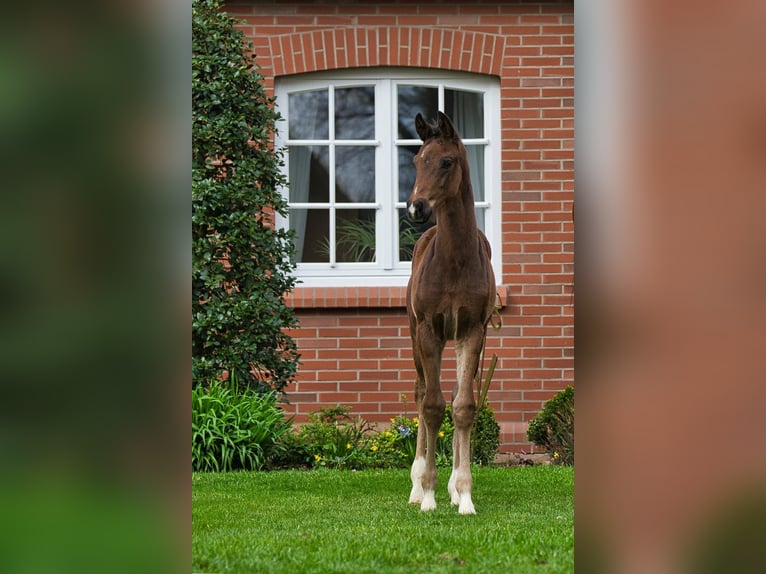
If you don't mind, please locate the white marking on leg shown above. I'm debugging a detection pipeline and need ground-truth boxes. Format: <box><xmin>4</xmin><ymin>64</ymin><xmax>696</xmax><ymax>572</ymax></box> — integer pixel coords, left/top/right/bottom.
<box><xmin>452</xmin><ymin>337</ymin><xmax>480</xmax><ymax>515</ymax></box>
<box><xmin>409</xmin><ymin>457</ymin><xmax>425</xmax><ymax>504</ymax></box>
<box><xmin>458</xmin><ymin>492</ymin><xmax>476</xmax><ymax>515</ymax></box>
<box><xmin>450</xmin><ymin>455</ymin><xmax>475</xmax><ymax>514</ymax></box>
<box><xmin>421</xmin><ymin>490</ymin><xmax>437</xmax><ymax>512</ymax></box>
<box><xmin>448</xmin><ymin>469</ymin><xmax>460</xmax><ymax>506</ymax></box>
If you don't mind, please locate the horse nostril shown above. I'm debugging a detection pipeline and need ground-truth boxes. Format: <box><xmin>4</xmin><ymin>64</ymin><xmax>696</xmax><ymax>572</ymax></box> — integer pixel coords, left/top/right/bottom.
<box><xmin>407</xmin><ymin>199</ymin><xmax>421</xmax><ymax>219</ymax></box>
<box><xmin>408</xmin><ymin>199</ymin><xmax>430</xmax><ymax>222</ymax></box>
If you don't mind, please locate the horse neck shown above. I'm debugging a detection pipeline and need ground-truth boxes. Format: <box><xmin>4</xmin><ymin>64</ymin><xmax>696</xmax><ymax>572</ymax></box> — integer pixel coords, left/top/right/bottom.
<box><xmin>433</xmin><ymin>179</ymin><xmax>479</xmax><ymax>261</ymax></box>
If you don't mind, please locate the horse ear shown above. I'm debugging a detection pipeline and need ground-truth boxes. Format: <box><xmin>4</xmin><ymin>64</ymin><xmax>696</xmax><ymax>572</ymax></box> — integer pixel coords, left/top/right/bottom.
<box><xmin>415</xmin><ymin>113</ymin><xmax>430</xmax><ymax>141</ymax></box>
<box><xmin>437</xmin><ymin>111</ymin><xmax>458</xmax><ymax>141</ymax></box>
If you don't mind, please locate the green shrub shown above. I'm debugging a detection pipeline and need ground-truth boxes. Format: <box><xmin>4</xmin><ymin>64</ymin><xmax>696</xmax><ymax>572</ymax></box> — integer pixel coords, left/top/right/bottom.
<box><xmin>296</xmin><ymin>406</ymin><xmax>379</xmax><ymax>470</ymax></box>
<box><xmin>192</xmin><ymin>0</ymin><xmax>299</xmax><ymax>393</ymax></box>
<box><xmin>269</xmin><ymin>431</ymin><xmax>312</xmax><ymax>470</ymax></box>
<box><xmin>527</xmin><ymin>386</ymin><xmax>574</xmax><ymax>465</ymax></box>
<box><xmin>471</xmin><ymin>405</ymin><xmax>501</xmax><ymax>466</ymax></box>
<box><xmin>294</xmin><ymin>406</ymin><xmax>454</xmax><ymax>470</ymax></box>
<box><xmin>444</xmin><ymin>404</ymin><xmax>500</xmax><ymax>466</ymax></box>
<box><xmin>282</xmin><ymin>403</ymin><xmax>498</xmax><ymax>471</ymax></box>
<box><xmin>192</xmin><ymin>375</ymin><xmax>293</xmax><ymax>471</ymax></box>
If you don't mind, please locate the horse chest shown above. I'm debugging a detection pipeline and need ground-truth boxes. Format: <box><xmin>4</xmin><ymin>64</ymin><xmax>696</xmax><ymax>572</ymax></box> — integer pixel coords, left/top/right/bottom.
<box><xmin>410</xmin><ymin>280</ymin><xmax>489</xmax><ymax>340</ymax></box>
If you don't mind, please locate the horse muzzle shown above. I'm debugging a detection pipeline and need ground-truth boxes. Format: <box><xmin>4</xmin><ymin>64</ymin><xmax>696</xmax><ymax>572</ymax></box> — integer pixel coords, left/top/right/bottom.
<box><xmin>407</xmin><ymin>198</ymin><xmax>432</xmax><ymax>223</ymax></box>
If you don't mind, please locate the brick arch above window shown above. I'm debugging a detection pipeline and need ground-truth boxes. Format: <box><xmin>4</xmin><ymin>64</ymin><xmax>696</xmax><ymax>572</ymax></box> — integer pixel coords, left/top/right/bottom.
<box><xmin>267</xmin><ymin>27</ymin><xmax>505</xmax><ymax>77</ymax></box>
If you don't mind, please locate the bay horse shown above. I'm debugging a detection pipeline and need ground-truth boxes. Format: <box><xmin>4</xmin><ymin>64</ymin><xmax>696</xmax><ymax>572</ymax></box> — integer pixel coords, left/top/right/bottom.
<box><xmin>405</xmin><ymin>111</ymin><xmax>496</xmax><ymax>514</ymax></box>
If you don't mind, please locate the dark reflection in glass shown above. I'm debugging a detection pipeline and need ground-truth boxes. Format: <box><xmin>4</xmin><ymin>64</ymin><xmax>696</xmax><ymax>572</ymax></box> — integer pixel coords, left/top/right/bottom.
<box><xmin>398</xmin><ymin>145</ymin><xmax>421</xmax><ymax>203</ymax></box>
<box><xmin>290</xmin><ymin>209</ymin><xmax>329</xmax><ymax>263</ymax></box>
<box><xmin>336</xmin><ymin>147</ymin><xmax>375</xmax><ymax>203</ymax></box>
<box><xmin>288</xmin><ymin>89</ymin><xmax>328</xmax><ymax>139</ymax></box>
<box><xmin>397</xmin><ymin>85</ymin><xmax>437</xmax><ymax>139</ymax></box>
<box><xmin>335</xmin><ymin>87</ymin><xmax>375</xmax><ymax>140</ymax></box>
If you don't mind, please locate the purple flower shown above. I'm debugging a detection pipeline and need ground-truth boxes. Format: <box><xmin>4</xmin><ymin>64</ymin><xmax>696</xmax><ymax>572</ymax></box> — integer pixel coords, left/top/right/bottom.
<box><xmin>398</xmin><ymin>426</ymin><xmax>412</xmax><ymax>438</ymax></box>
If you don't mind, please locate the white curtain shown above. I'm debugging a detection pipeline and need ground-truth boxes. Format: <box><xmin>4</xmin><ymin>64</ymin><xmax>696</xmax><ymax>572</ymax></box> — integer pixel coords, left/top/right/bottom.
<box><xmin>288</xmin><ymin>147</ymin><xmax>311</xmax><ymax>262</ymax></box>
<box><xmin>449</xmin><ymin>91</ymin><xmax>485</xmax><ymax>206</ymax></box>
<box><xmin>287</xmin><ymin>89</ymin><xmax>327</xmax><ymax>263</ymax></box>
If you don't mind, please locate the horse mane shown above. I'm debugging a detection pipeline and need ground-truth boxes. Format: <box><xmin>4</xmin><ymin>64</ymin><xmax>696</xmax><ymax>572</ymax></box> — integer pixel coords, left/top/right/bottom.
<box><xmin>421</xmin><ymin>115</ymin><xmax>472</xmax><ymax>186</ymax></box>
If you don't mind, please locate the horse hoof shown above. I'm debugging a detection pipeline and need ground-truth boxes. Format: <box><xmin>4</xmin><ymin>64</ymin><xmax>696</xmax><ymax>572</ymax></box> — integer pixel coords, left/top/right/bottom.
<box><xmin>408</xmin><ymin>485</ymin><xmax>424</xmax><ymax>505</ymax></box>
<box><xmin>420</xmin><ymin>491</ymin><xmax>436</xmax><ymax>511</ymax></box>
<box><xmin>458</xmin><ymin>497</ymin><xmax>476</xmax><ymax>515</ymax></box>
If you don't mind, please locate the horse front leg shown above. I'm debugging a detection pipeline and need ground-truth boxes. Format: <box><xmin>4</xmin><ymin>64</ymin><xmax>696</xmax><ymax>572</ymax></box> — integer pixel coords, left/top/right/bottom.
<box><xmin>408</xmin><ymin>365</ymin><xmax>427</xmax><ymax>504</ymax></box>
<box><xmin>448</xmin><ymin>328</ymin><xmax>485</xmax><ymax>514</ymax></box>
<box><xmin>420</xmin><ymin>382</ymin><xmax>445</xmax><ymax>511</ymax></box>
<box><xmin>410</xmin><ymin>322</ymin><xmax>445</xmax><ymax>511</ymax></box>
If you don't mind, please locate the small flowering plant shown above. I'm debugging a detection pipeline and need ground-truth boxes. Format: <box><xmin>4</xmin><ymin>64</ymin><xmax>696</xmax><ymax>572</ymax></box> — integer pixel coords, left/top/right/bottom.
<box><xmin>298</xmin><ymin>405</ymin><xmax>378</xmax><ymax>470</ymax></box>
<box><xmin>295</xmin><ymin>403</ymin><xmax>458</xmax><ymax>470</ymax></box>
<box><xmin>384</xmin><ymin>412</ymin><xmax>454</xmax><ymax>466</ymax></box>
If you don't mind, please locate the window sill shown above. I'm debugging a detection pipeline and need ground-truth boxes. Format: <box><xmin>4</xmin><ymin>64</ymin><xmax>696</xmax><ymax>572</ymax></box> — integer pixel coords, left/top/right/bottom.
<box><xmin>285</xmin><ymin>285</ymin><xmax>510</xmax><ymax>309</ymax></box>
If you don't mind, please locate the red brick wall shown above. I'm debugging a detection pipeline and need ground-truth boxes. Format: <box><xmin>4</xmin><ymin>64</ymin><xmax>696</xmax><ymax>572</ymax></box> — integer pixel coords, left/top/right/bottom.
<box><xmin>226</xmin><ymin>0</ymin><xmax>574</xmax><ymax>453</ymax></box>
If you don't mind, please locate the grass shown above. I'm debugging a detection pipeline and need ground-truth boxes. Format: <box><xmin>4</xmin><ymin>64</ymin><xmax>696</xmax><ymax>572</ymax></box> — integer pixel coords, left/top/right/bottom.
<box><xmin>193</xmin><ymin>465</ymin><xmax>573</xmax><ymax>574</ymax></box>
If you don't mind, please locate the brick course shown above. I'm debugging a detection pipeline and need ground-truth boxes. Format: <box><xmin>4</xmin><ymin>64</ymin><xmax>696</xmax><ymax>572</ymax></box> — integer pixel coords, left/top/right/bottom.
<box><xmin>227</xmin><ymin>0</ymin><xmax>574</xmax><ymax>453</ymax></box>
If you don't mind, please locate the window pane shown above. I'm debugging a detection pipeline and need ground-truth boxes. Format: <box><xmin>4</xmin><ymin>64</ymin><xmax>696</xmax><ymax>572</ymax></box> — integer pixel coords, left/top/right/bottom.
<box><xmin>397</xmin><ymin>85</ymin><xmax>438</xmax><ymax>139</ymax></box>
<box><xmin>397</xmin><ymin>208</ymin><xmax>434</xmax><ymax>262</ymax></box>
<box><xmin>336</xmin><ymin>146</ymin><xmax>375</xmax><ymax>203</ymax></box>
<box><xmin>335</xmin><ymin>86</ymin><xmax>375</xmax><ymax>140</ymax></box>
<box><xmin>475</xmin><ymin>208</ymin><xmax>486</xmax><ymax>233</ymax></box>
<box><xmin>291</xmin><ymin>209</ymin><xmax>329</xmax><ymax>263</ymax></box>
<box><xmin>465</xmin><ymin>145</ymin><xmax>485</xmax><ymax>202</ymax></box>
<box><xmin>397</xmin><ymin>145</ymin><xmax>420</xmax><ymax>203</ymax></box>
<box><xmin>288</xmin><ymin>89</ymin><xmax>328</xmax><ymax>139</ymax></box>
<box><xmin>336</xmin><ymin>209</ymin><xmax>376</xmax><ymax>263</ymax></box>
<box><xmin>445</xmin><ymin>89</ymin><xmax>484</xmax><ymax>138</ymax></box>
<box><xmin>288</xmin><ymin>146</ymin><xmax>329</xmax><ymax>203</ymax></box>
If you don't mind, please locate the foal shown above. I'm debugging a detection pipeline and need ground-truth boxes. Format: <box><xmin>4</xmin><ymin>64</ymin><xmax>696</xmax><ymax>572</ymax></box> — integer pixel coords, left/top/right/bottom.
<box><xmin>405</xmin><ymin>111</ymin><xmax>496</xmax><ymax>514</ymax></box>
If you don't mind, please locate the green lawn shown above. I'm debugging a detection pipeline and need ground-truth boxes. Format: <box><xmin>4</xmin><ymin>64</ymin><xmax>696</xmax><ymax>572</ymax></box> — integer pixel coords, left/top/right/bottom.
<box><xmin>193</xmin><ymin>465</ymin><xmax>573</xmax><ymax>574</ymax></box>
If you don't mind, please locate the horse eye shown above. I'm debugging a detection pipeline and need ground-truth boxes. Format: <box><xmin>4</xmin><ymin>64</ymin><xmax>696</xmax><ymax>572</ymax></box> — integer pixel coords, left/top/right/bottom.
<box><xmin>440</xmin><ymin>157</ymin><xmax>454</xmax><ymax>169</ymax></box>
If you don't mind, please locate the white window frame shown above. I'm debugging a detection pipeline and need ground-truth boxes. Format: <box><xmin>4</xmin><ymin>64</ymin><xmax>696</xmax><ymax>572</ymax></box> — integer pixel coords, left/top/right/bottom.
<box><xmin>274</xmin><ymin>68</ymin><xmax>501</xmax><ymax>287</ymax></box>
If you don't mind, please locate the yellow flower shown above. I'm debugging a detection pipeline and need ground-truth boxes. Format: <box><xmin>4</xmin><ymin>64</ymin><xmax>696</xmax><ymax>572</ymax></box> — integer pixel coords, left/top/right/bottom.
<box><xmin>438</xmin><ymin>431</ymin><xmax>444</xmax><ymax>438</ymax></box>
<box><xmin>346</xmin><ymin>443</ymin><xmax>352</xmax><ymax>450</ymax></box>
<box><xmin>390</xmin><ymin>418</ymin><xmax>395</xmax><ymax>424</ymax></box>
<box><xmin>314</xmin><ymin>454</ymin><xmax>322</xmax><ymax>462</ymax></box>
<box><xmin>413</xmin><ymin>417</ymin><xmax>419</xmax><ymax>427</ymax></box>
<box><xmin>370</xmin><ymin>444</ymin><xmax>378</xmax><ymax>452</ymax></box>
<box><xmin>553</xmin><ymin>451</ymin><xmax>560</xmax><ymax>459</ymax></box>
<box><xmin>384</xmin><ymin>431</ymin><xmax>391</xmax><ymax>438</ymax></box>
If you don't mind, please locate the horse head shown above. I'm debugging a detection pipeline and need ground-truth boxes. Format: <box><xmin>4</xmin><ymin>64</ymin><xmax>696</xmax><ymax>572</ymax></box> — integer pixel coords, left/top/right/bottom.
<box><xmin>407</xmin><ymin>111</ymin><xmax>466</xmax><ymax>223</ymax></box>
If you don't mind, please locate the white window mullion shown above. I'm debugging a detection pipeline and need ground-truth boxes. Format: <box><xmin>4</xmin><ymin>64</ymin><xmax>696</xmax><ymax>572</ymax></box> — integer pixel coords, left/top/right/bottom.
<box><xmin>377</xmin><ymin>79</ymin><xmax>394</xmax><ymax>270</ymax></box>
<box><xmin>485</xmin><ymin>84</ymin><xmax>502</xmax><ymax>280</ymax></box>
<box><xmin>328</xmin><ymin>208</ymin><xmax>337</xmax><ymax>268</ymax></box>
<box><xmin>438</xmin><ymin>83</ymin><xmax>445</xmax><ymax>112</ymax></box>
<box><xmin>328</xmin><ymin>84</ymin><xmax>336</xmax><ymax>267</ymax></box>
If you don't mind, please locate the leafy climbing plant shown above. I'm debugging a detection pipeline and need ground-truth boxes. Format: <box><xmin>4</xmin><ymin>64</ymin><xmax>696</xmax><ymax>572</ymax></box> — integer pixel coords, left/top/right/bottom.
<box><xmin>192</xmin><ymin>0</ymin><xmax>299</xmax><ymax>393</ymax></box>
